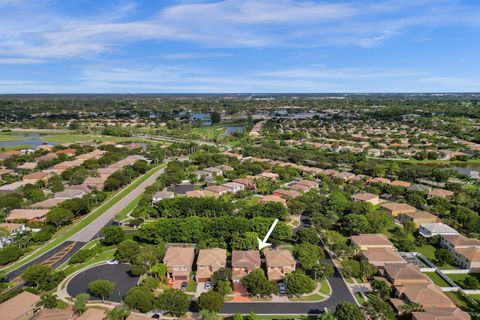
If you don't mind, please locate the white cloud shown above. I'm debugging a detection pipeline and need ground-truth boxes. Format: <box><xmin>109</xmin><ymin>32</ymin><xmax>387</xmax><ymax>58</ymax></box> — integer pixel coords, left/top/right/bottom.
<box><xmin>0</xmin><ymin>58</ymin><xmax>44</xmax><ymax>64</ymax></box>
<box><xmin>1</xmin><ymin>0</ymin><xmax>480</xmax><ymax>59</ymax></box>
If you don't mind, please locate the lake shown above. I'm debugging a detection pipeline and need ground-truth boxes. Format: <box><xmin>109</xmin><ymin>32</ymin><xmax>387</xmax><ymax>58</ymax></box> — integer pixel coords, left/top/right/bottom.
<box><xmin>224</xmin><ymin>125</ymin><xmax>245</xmax><ymax>134</ymax></box>
<box><xmin>0</xmin><ymin>133</ymin><xmax>57</xmax><ymax>147</ymax></box>
<box><xmin>416</xmin><ymin>162</ymin><xmax>480</xmax><ymax>176</ymax></box>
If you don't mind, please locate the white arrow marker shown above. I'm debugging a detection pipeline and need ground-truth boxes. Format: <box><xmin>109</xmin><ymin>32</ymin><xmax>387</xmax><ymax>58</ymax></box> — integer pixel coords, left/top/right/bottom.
<box><xmin>257</xmin><ymin>218</ymin><xmax>279</xmax><ymax>250</ymax></box>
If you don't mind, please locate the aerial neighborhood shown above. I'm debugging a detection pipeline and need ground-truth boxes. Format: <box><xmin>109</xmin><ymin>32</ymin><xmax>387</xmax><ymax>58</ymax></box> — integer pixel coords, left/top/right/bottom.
<box><xmin>0</xmin><ymin>95</ymin><xmax>478</xmax><ymax>320</ymax></box>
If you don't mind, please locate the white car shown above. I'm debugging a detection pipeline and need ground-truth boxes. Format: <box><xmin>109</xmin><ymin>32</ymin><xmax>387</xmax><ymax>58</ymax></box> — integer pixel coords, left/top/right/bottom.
<box><xmin>204</xmin><ymin>281</ymin><xmax>211</xmax><ymax>290</ymax></box>
<box><xmin>107</xmin><ymin>260</ymin><xmax>119</xmax><ymax>265</ymax></box>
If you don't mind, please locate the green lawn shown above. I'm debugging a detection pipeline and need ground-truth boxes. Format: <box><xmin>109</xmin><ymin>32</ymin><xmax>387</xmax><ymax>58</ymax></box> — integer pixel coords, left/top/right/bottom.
<box><xmin>354</xmin><ymin>292</ymin><xmax>366</xmax><ymax>305</ymax></box>
<box><xmin>191</xmin><ymin>123</ymin><xmax>246</xmax><ymax>140</ymax></box>
<box><xmin>447</xmin><ymin>273</ymin><xmax>480</xmax><ymax>289</ymax></box>
<box><xmin>289</xmin><ymin>294</ymin><xmax>325</xmax><ymax>302</ymax></box>
<box><xmin>425</xmin><ymin>272</ymin><xmax>451</xmax><ymax>287</ymax></box>
<box><xmin>416</xmin><ymin>244</ymin><xmax>436</xmax><ymax>261</ymax></box>
<box><xmin>444</xmin><ymin>291</ymin><xmax>480</xmax><ymax>313</ymax></box>
<box><xmin>0</xmin><ymin>144</ymin><xmax>32</xmax><ymax>151</ymax></box>
<box><xmin>60</xmin><ymin>248</ymin><xmax>116</xmax><ymax>277</ymax></box>
<box><xmin>1</xmin><ymin>164</ymin><xmax>165</xmax><ymax>274</ymax></box>
<box><xmin>41</xmin><ymin>133</ymin><xmax>140</xmax><ymax>144</ymax></box>
<box><xmin>319</xmin><ymin>279</ymin><xmax>332</xmax><ymax>296</ymax></box>
<box><xmin>114</xmin><ymin>194</ymin><xmax>141</xmax><ymax>221</ymax></box>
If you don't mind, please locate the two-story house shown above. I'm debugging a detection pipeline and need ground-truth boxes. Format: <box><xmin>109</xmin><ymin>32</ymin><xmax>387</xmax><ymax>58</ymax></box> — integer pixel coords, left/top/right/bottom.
<box><xmin>232</xmin><ymin>250</ymin><xmax>261</xmax><ymax>283</ymax></box>
<box><xmin>264</xmin><ymin>248</ymin><xmax>296</xmax><ymax>282</ymax></box>
<box><xmin>196</xmin><ymin>248</ymin><xmax>227</xmax><ymax>282</ymax></box>
<box><xmin>163</xmin><ymin>247</ymin><xmax>195</xmax><ymax>282</ymax></box>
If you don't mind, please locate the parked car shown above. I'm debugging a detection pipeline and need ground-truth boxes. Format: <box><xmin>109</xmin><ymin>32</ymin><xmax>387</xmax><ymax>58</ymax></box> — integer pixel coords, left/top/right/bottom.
<box><xmin>106</xmin><ymin>260</ymin><xmax>119</xmax><ymax>265</ymax></box>
<box><xmin>181</xmin><ymin>282</ymin><xmax>187</xmax><ymax>290</ymax></box>
<box><xmin>278</xmin><ymin>282</ymin><xmax>286</xmax><ymax>295</ymax></box>
<box><xmin>204</xmin><ymin>281</ymin><xmax>211</xmax><ymax>290</ymax></box>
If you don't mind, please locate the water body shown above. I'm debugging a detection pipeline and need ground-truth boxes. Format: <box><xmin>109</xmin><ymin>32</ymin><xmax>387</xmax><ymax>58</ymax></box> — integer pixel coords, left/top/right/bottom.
<box><xmin>191</xmin><ymin>113</ymin><xmax>212</xmax><ymax>125</ymax></box>
<box><xmin>449</xmin><ymin>163</ymin><xmax>480</xmax><ymax>175</ymax></box>
<box><xmin>416</xmin><ymin>162</ymin><xmax>480</xmax><ymax>176</ymax></box>
<box><xmin>0</xmin><ymin>133</ymin><xmax>57</xmax><ymax>147</ymax></box>
<box><xmin>224</xmin><ymin>125</ymin><xmax>245</xmax><ymax>134</ymax></box>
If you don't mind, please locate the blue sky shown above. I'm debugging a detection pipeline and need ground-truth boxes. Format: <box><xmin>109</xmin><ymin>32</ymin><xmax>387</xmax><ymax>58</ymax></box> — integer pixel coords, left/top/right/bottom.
<box><xmin>1</xmin><ymin>0</ymin><xmax>480</xmax><ymax>93</ymax></box>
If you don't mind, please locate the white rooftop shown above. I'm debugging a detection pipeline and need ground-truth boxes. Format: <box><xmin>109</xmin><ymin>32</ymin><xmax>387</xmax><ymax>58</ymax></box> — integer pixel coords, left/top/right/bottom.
<box><xmin>420</xmin><ymin>223</ymin><xmax>458</xmax><ymax>236</ymax></box>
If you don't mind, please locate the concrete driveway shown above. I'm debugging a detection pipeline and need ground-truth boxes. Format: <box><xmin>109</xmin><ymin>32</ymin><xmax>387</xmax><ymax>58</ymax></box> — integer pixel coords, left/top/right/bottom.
<box><xmin>194</xmin><ymin>282</ymin><xmax>209</xmax><ymax>299</ymax></box>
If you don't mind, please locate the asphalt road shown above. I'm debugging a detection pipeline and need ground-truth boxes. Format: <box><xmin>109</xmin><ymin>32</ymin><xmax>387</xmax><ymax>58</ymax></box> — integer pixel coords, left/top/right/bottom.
<box><xmin>7</xmin><ymin>241</ymin><xmax>84</xmax><ymax>280</ymax></box>
<box><xmin>220</xmin><ymin>244</ymin><xmax>356</xmax><ymax>315</ymax></box>
<box><xmin>6</xmin><ymin>166</ymin><xmax>165</xmax><ymax>279</ymax></box>
<box><xmin>67</xmin><ymin>264</ymin><xmax>139</xmax><ymax>302</ymax></box>
<box><xmin>68</xmin><ymin>166</ymin><xmax>165</xmax><ymax>242</ymax></box>
<box><xmin>65</xmin><ymin>241</ymin><xmax>355</xmax><ymax>315</ymax></box>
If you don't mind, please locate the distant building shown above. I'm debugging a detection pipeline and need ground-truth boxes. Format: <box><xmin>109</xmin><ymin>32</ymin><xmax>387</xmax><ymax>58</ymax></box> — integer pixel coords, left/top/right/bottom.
<box><xmin>419</xmin><ymin>223</ymin><xmax>459</xmax><ymax>238</ymax></box>
<box><xmin>151</xmin><ymin>190</ymin><xmax>175</xmax><ymax>203</ymax></box>
<box><xmin>381</xmin><ymin>202</ymin><xmax>416</xmax><ymax>217</ymax></box>
<box><xmin>350</xmin><ymin>192</ymin><xmax>380</xmax><ymax>205</ymax></box>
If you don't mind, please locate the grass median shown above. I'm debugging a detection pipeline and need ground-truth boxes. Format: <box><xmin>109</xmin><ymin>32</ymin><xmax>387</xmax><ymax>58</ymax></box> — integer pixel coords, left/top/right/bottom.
<box><xmin>1</xmin><ymin>164</ymin><xmax>165</xmax><ymax>274</ymax></box>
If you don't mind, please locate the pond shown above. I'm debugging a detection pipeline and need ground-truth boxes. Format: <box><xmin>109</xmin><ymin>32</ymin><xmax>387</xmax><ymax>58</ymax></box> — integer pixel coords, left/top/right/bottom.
<box><xmin>416</xmin><ymin>162</ymin><xmax>480</xmax><ymax>176</ymax></box>
<box><xmin>224</xmin><ymin>126</ymin><xmax>245</xmax><ymax>134</ymax></box>
<box><xmin>191</xmin><ymin>113</ymin><xmax>212</xmax><ymax>125</ymax></box>
<box><xmin>0</xmin><ymin>133</ymin><xmax>57</xmax><ymax>147</ymax></box>
<box><xmin>449</xmin><ymin>163</ymin><xmax>480</xmax><ymax>175</ymax></box>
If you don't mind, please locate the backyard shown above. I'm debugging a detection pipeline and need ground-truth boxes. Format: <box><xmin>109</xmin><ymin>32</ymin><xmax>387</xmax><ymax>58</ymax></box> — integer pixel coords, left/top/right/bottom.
<box><xmin>447</xmin><ymin>273</ymin><xmax>480</xmax><ymax>289</ymax></box>
<box><xmin>424</xmin><ymin>272</ymin><xmax>451</xmax><ymax>287</ymax></box>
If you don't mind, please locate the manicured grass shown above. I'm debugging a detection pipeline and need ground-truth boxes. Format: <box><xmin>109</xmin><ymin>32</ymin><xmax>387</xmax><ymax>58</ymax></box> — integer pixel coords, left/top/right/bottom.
<box><xmin>114</xmin><ymin>194</ymin><xmax>141</xmax><ymax>221</ymax></box>
<box><xmin>289</xmin><ymin>294</ymin><xmax>324</xmax><ymax>301</ymax></box>
<box><xmin>416</xmin><ymin>245</ymin><xmax>457</xmax><ymax>269</ymax></box>
<box><xmin>41</xmin><ymin>134</ymin><xmax>140</xmax><ymax>144</ymax></box>
<box><xmin>447</xmin><ymin>273</ymin><xmax>480</xmax><ymax>289</ymax></box>
<box><xmin>344</xmin><ymin>277</ymin><xmax>354</xmax><ymax>284</ymax></box>
<box><xmin>1</xmin><ymin>164</ymin><xmax>165</xmax><ymax>274</ymax></box>
<box><xmin>192</xmin><ymin>123</ymin><xmax>246</xmax><ymax>140</ymax></box>
<box><xmin>61</xmin><ymin>248</ymin><xmax>116</xmax><ymax>276</ymax></box>
<box><xmin>425</xmin><ymin>272</ymin><xmax>451</xmax><ymax>287</ymax></box>
<box><xmin>0</xmin><ymin>144</ymin><xmax>31</xmax><ymax>151</ymax></box>
<box><xmin>416</xmin><ymin>244</ymin><xmax>436</xmax><ymax>261</ymax></box>
<box><xmin>354</xmin><ymin>292</ymin><xmax>366</xmax><ymax>305</ymax></box>
<box><xmin>319</xmin><ymin>279</ymin><xmax>332</xmax><ymax>296</ymax></box>
<box><xmin>444</xmin><ymin>291</ymin><xmax>480</xmax><ymax>312</ymax></box>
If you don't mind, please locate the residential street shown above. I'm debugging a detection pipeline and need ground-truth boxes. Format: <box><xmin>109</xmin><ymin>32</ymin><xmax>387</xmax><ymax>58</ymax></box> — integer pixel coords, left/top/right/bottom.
<box><xmin>69</xmin><ymin>166</ymin><xmax>165</xmax><ymax>242</ymax></box>
<box><xmin>6</xmin><ymin>166</ymin><xmax>165</xmax><ymax>279</ymax></box>
<box><xmin>220</xmin><ymin>244</ymin><xmax>356</xmax><ymax>315</ymax></box>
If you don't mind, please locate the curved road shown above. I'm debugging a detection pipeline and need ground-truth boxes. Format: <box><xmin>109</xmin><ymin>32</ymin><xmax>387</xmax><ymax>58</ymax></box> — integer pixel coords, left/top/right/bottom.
<box><xmin>66</xmin><ymin>242</ymin><xmax>355</xmax><ymax>315</ymax></box>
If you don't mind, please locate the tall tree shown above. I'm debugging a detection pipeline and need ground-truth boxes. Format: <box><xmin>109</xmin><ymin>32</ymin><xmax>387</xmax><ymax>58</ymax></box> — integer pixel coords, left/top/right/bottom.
<box><xmin>88</xmin><ymin>279</ymin><xmax>115</xmax><ymax>302</ymax></box>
